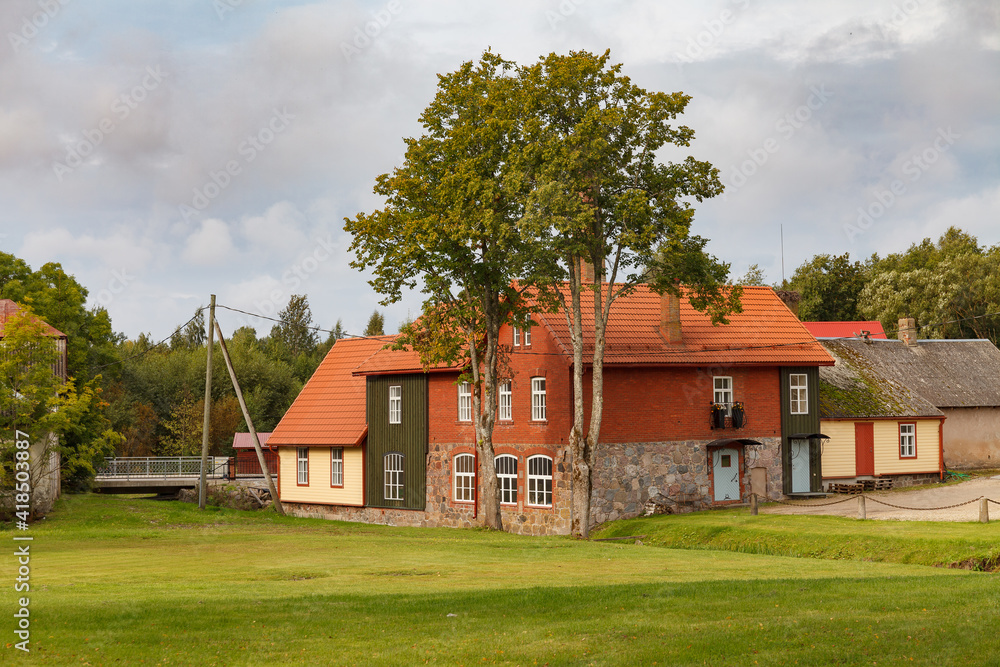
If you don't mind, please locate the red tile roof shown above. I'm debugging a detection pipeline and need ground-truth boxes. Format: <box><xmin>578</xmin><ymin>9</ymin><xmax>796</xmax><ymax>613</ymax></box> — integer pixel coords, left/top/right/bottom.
<box><xmin>231</xmin><ymin>432</ymin><xmax>273</xmax><ymax>450</ymax></box>
<box><xmin>534</xmin><ymin>284</ymin><xmax>833</xmax><ymax>367</ymax></box>
<box><xmin>0</xmin><ymin>299</ymin><xmax>66</xmax><ymax>338</ymax></box>
<box><xmin>269</xmin><ymin>336</ymin><xmax>395</xmax><ymax>447</ymax></box>
<box><xmin>802</xmin><ymin>321</ymin><xmax>888</xmax><ymax>339</ymax></box>
<box><xmin>352</xmin><ymin>337</ymin><xmax>465</xmax><ymax>376</ymax></box>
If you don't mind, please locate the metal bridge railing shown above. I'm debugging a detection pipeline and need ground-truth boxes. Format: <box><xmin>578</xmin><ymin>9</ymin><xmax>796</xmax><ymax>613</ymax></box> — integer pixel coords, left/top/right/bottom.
<box><xmin>95</xmin><ymin>457</ymin><xmax>230</xmax><ymax>480</ymax></box>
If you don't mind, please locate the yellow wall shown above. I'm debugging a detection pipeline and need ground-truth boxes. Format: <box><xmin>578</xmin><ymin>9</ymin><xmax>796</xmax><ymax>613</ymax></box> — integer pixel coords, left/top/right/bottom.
<box><xmin>820</xmin><ymin>420</ymin><xmax>857</xmax><ymax>478</ymax></box>
<box><xmin>279</xmin><ymin>446</ymin><xmax>364</xmax><ymax>505</ymax></box>
<box><xmin>822</xmin><ymin>419</ymin><xmax>941</xmax><ymax>478</ymax></box>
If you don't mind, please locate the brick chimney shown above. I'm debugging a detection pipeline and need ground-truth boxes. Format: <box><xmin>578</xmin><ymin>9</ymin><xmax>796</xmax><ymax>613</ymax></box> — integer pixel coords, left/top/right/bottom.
<box><xmin>898</xmin><ymin>317</ymin><xmax>917</xmax><ymax>346</ymax></box>
<box><xmin>660</xmin><ymin>292</ymin><xmax>682</xmax><ymax>344</ymax></box>
<box><xmin>578</xmin><ymin>257</ymin><xmax>595</xmax><ymax>283</ymax></box>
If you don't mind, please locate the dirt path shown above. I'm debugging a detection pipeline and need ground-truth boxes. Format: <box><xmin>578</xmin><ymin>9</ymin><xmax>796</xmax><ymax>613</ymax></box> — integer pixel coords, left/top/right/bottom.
<box><xmin>761</xmin><ymin>476</ymin><xmax>1000</xmax><ymax>521</ymax></box>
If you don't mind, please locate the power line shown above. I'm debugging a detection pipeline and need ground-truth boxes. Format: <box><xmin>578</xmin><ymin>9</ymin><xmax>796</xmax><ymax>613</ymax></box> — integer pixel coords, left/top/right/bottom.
<box><xmin>214</xmin><ymin>303</ymin><xmax>381</xmax><ymax>340</ymax></box>
<box><xmin>93</xmin><ymin>308</ymin><xmax>206</xmax><ymax>370</ymax></box>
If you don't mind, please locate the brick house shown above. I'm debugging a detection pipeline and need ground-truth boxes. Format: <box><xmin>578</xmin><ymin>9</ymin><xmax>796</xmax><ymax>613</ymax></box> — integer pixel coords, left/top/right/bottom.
<box><xmin>269</xmin><ymin>285</ymin><xmax>833</xmax><ymax>535</ymax></box>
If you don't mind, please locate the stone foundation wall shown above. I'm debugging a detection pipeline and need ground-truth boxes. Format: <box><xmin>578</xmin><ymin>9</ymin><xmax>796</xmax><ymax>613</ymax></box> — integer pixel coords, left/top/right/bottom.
<box><xmin>284</xmin><ymin>437</ymin><xmax>785</xmax><ymax>535</ymax></box>
<box><xmin>590</xmin><ymin>437</ymin><xmax>783</xmax><ymax>524</ymax></box>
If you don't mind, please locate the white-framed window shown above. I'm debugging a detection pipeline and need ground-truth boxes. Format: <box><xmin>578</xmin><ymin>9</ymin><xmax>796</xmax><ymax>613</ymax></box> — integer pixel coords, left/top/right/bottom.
<box><xmin>714</xmin><ymin>376</ymin><xmax>733</xmax><ymax>415</ymax></box>
<box><xmin>523</xmin><ymin>325</ymin><xmax>531</xmax><ymax>346</ymax></box>
<box><xmin>296</xmin><ymin>447</ymin><xmax>309</xmax><ymax>485</ymax></box>
<box><xmin>389</xmin><ymin>385</ymin><xmax>401</xmax><ymax>424</ymax></box>
<box><xmin>531</xmin><ymin>377</ymin><xmax>546</xmax><ymax>421</ymax></box>
<box><xmin>496</xmin><ymin>454</ymin><xmax>518</xmax><ymax>505</ymax></box>
<box><xmin>453</xmin><ymin>453</ymin><xmax>475</xmax><ymax>502</ymax></box>
<box><xmin>789</xmin><ymin>374</ymin><xmax>808</xmax><ymax>415</ymax></box>
<box><xmin>458</xmin><ymin>381</ymin><xmax>472</xmax><ymax>422</ymax></box>
<box><xmin>513</xmin><ymin>327</ymin><xmax>521</xmax><ymax>347</ymax></box>
<box><xmin>498</xmin><ymin>381</ymin><xmax>512</xmax><ymax>421</ymax></box>
<box><xmin>526</xmin><ymin>455</ymin><xmax>552</xmax><ymax>507</ymax></box>
<box><xmin>384</xmin><ymin>452</ymin><xmax>403</xmax><ymax>500</ymax></box>
<box><xmin>899</xmin><ymin>423</ymin><xmax>916</xmax><ymax>458</ymax></box>
<box><xmin>331</xmin><ymin>447</ymin><xmax>343</xmax><ymax>487</ymax></box>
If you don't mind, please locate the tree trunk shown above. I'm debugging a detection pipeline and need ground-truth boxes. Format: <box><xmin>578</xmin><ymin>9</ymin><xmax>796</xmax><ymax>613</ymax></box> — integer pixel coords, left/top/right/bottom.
<box><xmin>566</xmin><ymin>256</ymin><xmax>590</xmax><ymax>537</ymax></box>
<box><xmin>469</xmin><ymin>297</ymin><xmax>503</xmax><ymax>530</ymax></box>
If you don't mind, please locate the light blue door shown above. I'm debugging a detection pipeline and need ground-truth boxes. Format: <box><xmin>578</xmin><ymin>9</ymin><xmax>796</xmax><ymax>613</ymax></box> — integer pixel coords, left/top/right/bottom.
<box><xmin>790</xmin><ymin>438</ymin><xmax>810</xmax><ymax>493</ymax></box>
<box><xmin>712</xmin><ymin>447</ymin><xmax>740</xmax><ymax>501</ymax></box>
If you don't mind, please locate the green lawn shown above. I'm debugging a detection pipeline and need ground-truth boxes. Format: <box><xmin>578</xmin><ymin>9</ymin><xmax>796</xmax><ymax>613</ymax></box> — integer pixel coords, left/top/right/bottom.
<box><xmin>3</xmin><ymin>494</ymin><xmax>999</xmax><ymax>665</ymax></box>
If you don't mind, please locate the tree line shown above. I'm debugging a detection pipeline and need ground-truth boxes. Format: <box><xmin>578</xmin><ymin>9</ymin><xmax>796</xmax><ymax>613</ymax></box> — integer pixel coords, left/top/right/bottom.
<box><xmin>742</xmin><ymin>226</ymin><xmax>1000</xmax><ymax>343</ymax></box>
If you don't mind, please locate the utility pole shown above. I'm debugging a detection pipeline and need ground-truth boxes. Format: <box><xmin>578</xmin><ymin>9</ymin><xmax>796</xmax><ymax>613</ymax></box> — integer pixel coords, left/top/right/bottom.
<box><xmin>214</xmin><ymin>320</ymin><xmax>285</xmax><ymax>515</ymax></box>
<box><xmin>198</xmin><ymin>295</ymin><xmax>215</xmax><ymax>509</ymax></box>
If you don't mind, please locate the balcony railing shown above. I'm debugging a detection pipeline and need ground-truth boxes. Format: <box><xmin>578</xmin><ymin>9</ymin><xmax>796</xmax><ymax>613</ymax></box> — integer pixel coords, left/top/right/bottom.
<box><xmin>710</xmin><ymin>402</ymin><xmax>746</xmax><ymax>430</ymax></box>
<box><xmin>95</xmin><ymin>456</ymin><xmax>230</xmax><ymax>479</ymax></box>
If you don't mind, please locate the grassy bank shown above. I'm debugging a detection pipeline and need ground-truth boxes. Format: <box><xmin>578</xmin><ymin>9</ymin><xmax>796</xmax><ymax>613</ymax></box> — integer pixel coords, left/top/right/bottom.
<box><xmin>592</xmin><ymin>507</ymin><xmax>1000</xmax><ymax>570</ymax></box>
<box><xmin>2</xmin><ymin>494</ymin><xmax>998</xmax><ymax>665</ymax></box>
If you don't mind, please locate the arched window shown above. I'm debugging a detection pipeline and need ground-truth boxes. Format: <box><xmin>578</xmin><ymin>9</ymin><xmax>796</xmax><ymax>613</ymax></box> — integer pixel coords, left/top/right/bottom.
<box><xmin>384</xmin><ymin>452</ymin><xmax>404</xmax><ymax>500</ymax></box>
<box><xmin>526</xmin><ymin>455</ymin><xmax>552</xmax><ymax>507</ymax></box>
<box><xmin>453</xmin><ymin>453</ymin><xmax>475</xmax><ymax>502</ymax></box>
<box><xmin>495</xmin><ymin>454</ymin><xmax>518</xmax><ymax>505</ymax></box>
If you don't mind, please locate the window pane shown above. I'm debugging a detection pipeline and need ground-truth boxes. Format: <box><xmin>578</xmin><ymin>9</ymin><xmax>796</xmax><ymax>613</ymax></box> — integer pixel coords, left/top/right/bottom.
<box><xmin>498</xmin><ymin>381</ymin><xmax>512</xmax><ymax>421</ymax></box>
<box><xmin>458</xmin><ymin>382</ymin><xmax>472</xmax><ymax>422</ymax></box>
<box><xmin>385</xmin><ymin>453</ymin><xmax>403</xmax><ymax>500</ymax></box>
<box><xmin>331</xmin><ymin>448</ymin><xmax>343</xmax><ymax>486</ymax></box>
<box><xmin>526</xmin><ymin>455</ymin><xmax>552</xmax><ymax>506</ymax></box>
<box><xmin>454</xmin><ymin>453</ymin><xmax>475</xmax><ymax>502</ymax></box>
<box><xmin>389</xmin><ymin>385</ymin><xmax>401</xmax><ymax>424</ymax></box>
<box><xmin>496</xmin><ymin>454</ymin><xmax>518</xmax><ymax>504</ymax></box>
<box><xmin>531</xmin><ymin>377</ymin><xmax>546</xmax><ymax>421</ymax></box>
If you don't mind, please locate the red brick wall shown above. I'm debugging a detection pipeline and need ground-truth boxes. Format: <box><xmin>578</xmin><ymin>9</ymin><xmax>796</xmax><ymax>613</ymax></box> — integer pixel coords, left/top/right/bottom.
<box><xmin>426</xmin><ymin>321</ymin><xmax>782</xmax><ymax>447</ymax></box>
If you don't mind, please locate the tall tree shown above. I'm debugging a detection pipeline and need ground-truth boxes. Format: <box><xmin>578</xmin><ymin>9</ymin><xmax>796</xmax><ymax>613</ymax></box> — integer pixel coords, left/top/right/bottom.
<box><xmin>363</xmin><ymin>310</ymin><xmax>386</xmax><ymax>337</ymax></box>
<box><xmin>517</xmin><ymin>50</ymin><xmax>736</xmax><ymax>536</ymax></box>
<box><xmin>346</xmin><ymin>52</ymin><xmax>556</xmax><ymax>530</ymax></box>
<box><xmin>270</xmin><ymin>294</ymin><xmax>318</xmax><ymax>358</ymax></box>
<box><xmin>860</xmin><ymin>228</ymin><xmax>1000</xmax><ymax>342</ymax></box>
<box><xmin>787</xmin><ymin>253</ymin><xmax>870</xmax><ymax>322</ymax></box>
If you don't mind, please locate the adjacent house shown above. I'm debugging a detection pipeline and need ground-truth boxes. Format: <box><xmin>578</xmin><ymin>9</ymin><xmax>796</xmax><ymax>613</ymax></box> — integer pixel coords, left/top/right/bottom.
<box><xmin>802</xmin><ymin>321</ymin><xmax>887</xmax><ymax>340</ymax></box>
<box><xmin>270</xmin><ymin>285</ymin><xmax>834</xmax><ymax>535</ymax></box>
<box><xmin>817</xmin><ymin>338</ymin><xmax>945</xmax><ymax>486</ymax></box>
<box><xmin>0</xmin><ymin>299</ymin><xmax>68</xmax><ymax>514</ymax></box>
<box><xmin>229</xmin><ymin>432</ymin><xmax>277</xmax><ymax>478</ymax></box>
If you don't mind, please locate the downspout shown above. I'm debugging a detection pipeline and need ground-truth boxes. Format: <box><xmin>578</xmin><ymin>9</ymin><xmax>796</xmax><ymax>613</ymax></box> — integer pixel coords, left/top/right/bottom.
<box><xmin>936</xmin><ymin>417</ymin><xmax>944</xmax><ymax>480</ymax></box>
<box><xmin>473</xmin><ymin>448</ymin><xmax>478</xmax><ymax>520</ymax></box>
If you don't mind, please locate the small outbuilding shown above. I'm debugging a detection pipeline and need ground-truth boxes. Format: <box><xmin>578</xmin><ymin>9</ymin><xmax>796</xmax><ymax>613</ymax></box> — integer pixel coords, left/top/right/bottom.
<box><xmin>818</xmin><ymin>338</ymin><xmax>945</xmax><ymax>487</ymax></box>
<box><xmin>230</xmin><ymin>432</ymin><xmax>277</xmax><ymax>478</ymax></box>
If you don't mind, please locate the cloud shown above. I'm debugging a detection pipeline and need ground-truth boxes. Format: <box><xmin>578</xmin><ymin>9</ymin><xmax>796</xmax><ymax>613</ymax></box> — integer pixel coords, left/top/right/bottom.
<box><xmin>181</xmin><ymin>218</ymin><xmax>235</xmax><ymax>265</ymax></box>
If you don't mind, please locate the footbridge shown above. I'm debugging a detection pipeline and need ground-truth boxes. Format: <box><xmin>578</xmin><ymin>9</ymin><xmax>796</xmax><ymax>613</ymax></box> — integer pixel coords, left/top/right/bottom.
<box><xmin>93</xmin><ymin>456</ymin><xmax>231</xmax><ymax>494</ymax></box>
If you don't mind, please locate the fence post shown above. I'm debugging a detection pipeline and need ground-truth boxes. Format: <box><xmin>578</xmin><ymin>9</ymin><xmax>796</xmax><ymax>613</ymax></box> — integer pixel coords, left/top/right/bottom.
<box><xmin>857</xmin><ymin>494</ymin><xmax>866</xmax><ymax>520</ymax></box>
<box><xmin>980</xmin><ymin>498</ymin><xmax>989</xmax><ymax>524</ymax></box>
<box><xmin>750</xmin><ymin>493</ymin><xmax>758</xmax><ymax>516</ymax></box>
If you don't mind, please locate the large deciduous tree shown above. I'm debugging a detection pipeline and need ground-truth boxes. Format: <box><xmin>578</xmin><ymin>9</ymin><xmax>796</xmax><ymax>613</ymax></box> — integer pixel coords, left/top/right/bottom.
<box><xmin>787</xmin><ymin>253</ymin><xmax>870</xmax><ymax>322</ymax></box>
<box><xmin>346</xmin><ymin>52</ymin><xmax>557</xmax><ymax>530</ymax></box>
<box><xmin>517</xmin><ymin>50</ymin><xmax>737</xmax><ymax>537</ymax></box>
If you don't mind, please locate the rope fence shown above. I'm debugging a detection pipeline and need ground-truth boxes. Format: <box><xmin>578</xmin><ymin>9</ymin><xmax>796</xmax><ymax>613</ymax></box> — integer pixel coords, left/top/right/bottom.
<box><xmin>751</xmin><ymin>493</ymin><xmax>1000</xmax><ymax>512</ymax></box>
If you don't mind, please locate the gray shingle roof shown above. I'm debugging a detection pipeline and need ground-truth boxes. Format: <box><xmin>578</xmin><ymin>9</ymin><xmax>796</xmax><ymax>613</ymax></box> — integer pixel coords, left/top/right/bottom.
<box><xmin>819</xmin><ymin>340</ymin><xmax>944</xmax><ymax>419</ymax></box>
<box><xmin>819</xmin><ymin>338</ymin><xmax>1000</xmax><ymax>410</ymax></box>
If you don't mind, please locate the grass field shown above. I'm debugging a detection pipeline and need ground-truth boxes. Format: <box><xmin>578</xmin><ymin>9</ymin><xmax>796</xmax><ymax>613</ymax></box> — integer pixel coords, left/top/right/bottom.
<box><xmin>3</xmin><ymin>494</ymin><xmax>1000</xmax><ymax>666</ymax></box>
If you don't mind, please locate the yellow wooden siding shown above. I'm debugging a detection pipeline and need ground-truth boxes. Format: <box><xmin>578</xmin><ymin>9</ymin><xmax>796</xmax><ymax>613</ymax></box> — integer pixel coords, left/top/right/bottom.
<box><xmin>278</xmin><ymin>446</ymin><xmax>364</xmax><ymax>506</ymax></box>
<box><xmin>873</xmin><ymin>420</ymin><xmax>939</xmax><ymax>474</ymax></box>
<box><xmin>820</xmin><ymin>420</ymin><xmax>857</xmax><ymax>478</ymax></box>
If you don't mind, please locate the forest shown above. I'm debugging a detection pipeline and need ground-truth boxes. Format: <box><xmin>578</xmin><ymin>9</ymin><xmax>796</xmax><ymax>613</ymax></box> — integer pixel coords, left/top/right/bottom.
<box><xmin>1</xmin><ymin>225</ymin><xmax>998</xmax><ymax>490</ymax></box>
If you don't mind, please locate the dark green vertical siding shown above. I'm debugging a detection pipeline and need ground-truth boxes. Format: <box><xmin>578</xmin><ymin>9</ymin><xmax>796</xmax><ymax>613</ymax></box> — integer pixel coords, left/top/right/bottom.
<box><xmin>779</xmin><ymin>367</ymin><xmax>823</xmax><ymax>493</ymax></box>
<box><xmin>365</xmin><ymin>375</ymin><xmax>428</xmax><ymax>509</ymax></box>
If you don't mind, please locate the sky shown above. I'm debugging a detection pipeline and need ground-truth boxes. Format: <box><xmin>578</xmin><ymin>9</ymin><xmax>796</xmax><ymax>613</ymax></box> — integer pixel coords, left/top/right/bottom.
<box><xmin>1</xmin><ymin>0</ymin><xmax>998</xmax><ymax>340</ymax></box>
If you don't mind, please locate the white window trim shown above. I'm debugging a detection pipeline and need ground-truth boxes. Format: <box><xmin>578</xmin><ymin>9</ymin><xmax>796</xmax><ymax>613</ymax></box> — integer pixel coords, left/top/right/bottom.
<box><xmin>496</xmin><ymin>454</ymin><xmax>518</xmax><ymax>505</ymax></box>
<box><xmin>899</xmin><ymin>423</ymin><xmax>916</xmax><ymax>458</ymax></box>
<box><xmin>384</xmin><ymin>452</ymin><xmax>403</xmax><ymax>501</ymax></box>
<box><xmin>523</xmin><ymin>326</ymin><xmax>531</xmax><ymax>346</ymax></box>
<box><xmin>458</xmin><ymin>381</ymin><xmax>472</xmax><ymax>422</ymax></box>
<box><xmin>714</xmin><ymin>376</ymin><xmax>733</xmax><ymax>416</ymax></box>
<box><xmin>513</xmin><ymin>327</ymin><xmax>521</xmax><ymax>347</ymax></box>
<box><xmin>498</xmin><ymin>381</ymin><xmax>512</xmax><ymax>421</ymax></box>
<box><xmin>526</xmin><ymin>455</ymin><xmax>553</xmax><ymax>507</ymax></box>
<box><xmin>389</xmin><ymin>385</ymin><xmax>401</xmax><ymax>424</ymax></box>
<box><xmin>789</xmin><ymin>374</ymin><xmax>808</xmax><ymax>415</ymax></box>
<box><xmin>296</xmin><ymin>447</ymin><xmax>309</xmax><ymax>485</ymax></box>
<box><xmin>453</xmin><ymin>453</ymin><xmax>475</xmax><ymax>503</ymax></box>
<box><xmin>531</xmin><ymin>377</ymin><xmax>546</xmax><ymax>421</ymax></box>
<box><xmin>331</xmin><ymin>447</ymin><xmax>343</xmax><ymax>487</ymax></box>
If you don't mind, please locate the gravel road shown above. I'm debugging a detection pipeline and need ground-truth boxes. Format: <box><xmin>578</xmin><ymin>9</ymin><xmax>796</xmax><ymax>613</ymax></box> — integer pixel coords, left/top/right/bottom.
<box><xmin>760</xmin><ymin>476</ymin><xmax>1000</xmax><ymax>522</ymax></box>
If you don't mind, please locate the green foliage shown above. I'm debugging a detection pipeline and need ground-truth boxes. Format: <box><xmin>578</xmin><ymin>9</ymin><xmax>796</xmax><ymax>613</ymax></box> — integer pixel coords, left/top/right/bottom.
<box><xmin>733</xmin><ymin>263</ymin><xmax>768</xmax><ymax>286</ymax></box>
<box><xmin>859</xmin><ymin>227</ymin><xmax>1000</xmax><ymax>342</ymax></box>
<box><xmin>788</xmin><ymin>252</ymin><xmax>871</xmax><ymax>322</ymax></box>
<box><xmin>363</xmin><ymin>309</ymin><xmax>385</xmax><ymax>336</ymax></box>
<box><xmin>269</xmin><ymin>294</ymin><xmax>318</xmax><ymax>358</ymax></box>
